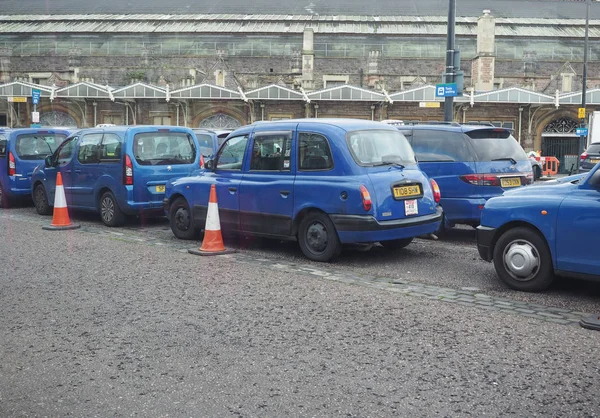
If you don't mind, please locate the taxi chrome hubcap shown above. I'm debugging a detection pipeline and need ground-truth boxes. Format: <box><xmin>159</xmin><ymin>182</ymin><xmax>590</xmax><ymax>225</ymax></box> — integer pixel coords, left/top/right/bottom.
<box><xmin>175</xmin><ymin>207</ymin><xmax>190</xmax><ymax>231</ymax></box>
<box><xmin>306</xmin><ymin>221</ymin><xmax>328</xmax><ymax>253</ymax></box>
<box><xmin>101</xmin><ymin>197</ymin><xmax>114</xmax><ymax>221</ymax></box>
<box><xmin>503</xmin><ymin>239</ymin><xmax>540</xmax><ymax>281</ymax></box>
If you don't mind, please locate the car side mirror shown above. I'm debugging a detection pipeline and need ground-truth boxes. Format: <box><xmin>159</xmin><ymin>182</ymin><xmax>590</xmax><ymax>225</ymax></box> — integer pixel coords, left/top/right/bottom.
<box><xmin>204</xmin><ymin>159</ymin><xmax>215</xmax><ymax>170</ymax></box>
<box><xmin>44</xmin><ymin>155</ymin><xmax>53</xmax><ymax>168</ymax></box>
<box><xmin>588</xmin><ymin>169</ymin><xmax>600</xmax><ymax>188</ymax></box>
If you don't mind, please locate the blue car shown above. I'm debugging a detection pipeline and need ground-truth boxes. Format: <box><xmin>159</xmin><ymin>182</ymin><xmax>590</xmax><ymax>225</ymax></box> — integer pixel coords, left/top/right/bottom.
<box><xmin>193</xmin><ymin>128</ymin><xmax>233</xmax><ymax>160</ymax></box>
<box><xmin>163</xmin><ymin>119</ymin><xmax>443</xmax><ymax>262</ymax></box>
<box><xmin>31</xmin><ymin>125</ymin><xmax>202</xmax><ymax>226</ymax></box>
<box><xmin>477</xmin><ymin>166</ymin><xmax>600</xmax><ymax>292</ymax></box>
<box><xmin>0</xmin><ymin>127</ymin><xmax>73</xmax><ymax>208</ymax></box>
<box><xmin>395</xmin><ymin>123</ymin><xmax>533</xmax><ymax>232</ymax></box>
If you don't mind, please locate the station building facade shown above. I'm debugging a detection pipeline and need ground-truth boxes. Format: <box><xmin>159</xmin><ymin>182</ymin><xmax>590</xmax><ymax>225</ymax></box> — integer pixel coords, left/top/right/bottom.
<box><xmin>1</xmin><ymin>9</ymin><xmax>600</xmax><ymax>170</ymax></box>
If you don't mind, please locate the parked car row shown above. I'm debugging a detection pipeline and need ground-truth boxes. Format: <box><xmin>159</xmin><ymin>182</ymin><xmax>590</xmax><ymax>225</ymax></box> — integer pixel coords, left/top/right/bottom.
<box><xmin>1</xmin><ymin>121</ymin><xmax>599</xmax><ymax>292</ymax></box>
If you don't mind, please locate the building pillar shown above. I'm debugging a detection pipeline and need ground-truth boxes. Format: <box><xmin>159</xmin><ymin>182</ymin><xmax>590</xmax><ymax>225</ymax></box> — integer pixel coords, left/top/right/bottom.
<box><xmin>471</xmin><ymin>10</ymin><xmax>496</xmax><ymax>91</ymax></box>
<box><xmin>301</xmin><ymin>28</ymin><xmax>314</xmax><ymax>90</ymax></box>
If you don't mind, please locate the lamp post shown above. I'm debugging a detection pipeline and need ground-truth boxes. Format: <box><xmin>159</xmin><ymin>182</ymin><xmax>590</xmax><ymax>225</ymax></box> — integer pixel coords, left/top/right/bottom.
<box><xmin>444</xmin><ymin>0</ymin><xmax>456</xmax><ymax>122</ymax></box>
<box><xmin>580</xmin><ymin>0</ymin><xmax>591</xmax><ymax>162</ymax></box>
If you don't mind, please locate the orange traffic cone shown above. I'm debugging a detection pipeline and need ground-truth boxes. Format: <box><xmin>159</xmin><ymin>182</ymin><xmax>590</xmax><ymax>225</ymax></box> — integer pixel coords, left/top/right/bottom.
<box><xmin>188</xmin><ymin>184</ymin><xmax>235</xmax><ymax>256</ymax></box>
<box><xmin>42</xmin><ymin>171</ymin><xmax>80</xmax><ymax>231</ymax></box>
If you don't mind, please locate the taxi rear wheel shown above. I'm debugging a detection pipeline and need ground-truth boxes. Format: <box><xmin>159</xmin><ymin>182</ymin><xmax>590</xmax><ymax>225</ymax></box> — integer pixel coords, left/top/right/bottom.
<box><xmin>33</xmin><ymin>184</ymin><xmax>51</xmax><ymax>215</ymax></box>
<box><xmin>170</xmin><ymin>197</ymin><xmax>198</xmax><ymax>240</ymax></box>
<box><xmin>380</xmin><ymin>237</ymin><xmax>413</xmax><ymax>250</ymax></box>
<box><xmin>493</xmin><ymin>226</ymin><xmax>555</xmax><ymax>292</ymax></box>
<box><xmin>100</xmin><ymin>191</ymin><xmax>125</xmax><ymax>227</ymax></box>
<box><xmin>298</xmin><ymin>212</ymin><xmax>341</xmax><ymax>262</ymax></box>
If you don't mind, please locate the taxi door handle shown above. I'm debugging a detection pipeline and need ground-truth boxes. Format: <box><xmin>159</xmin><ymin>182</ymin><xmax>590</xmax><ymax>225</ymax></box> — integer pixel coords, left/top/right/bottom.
<box><xmin>74</xmin><ymin>170</ymin><xmax>82</xmax><ymax>174</ymax></box>
<box><xmin>64</xmin><ymin>169</ymin><xmax>72</xmax><ymax>174</ymax></box>
<box><xmin>280</xmin><ymin>190</ymin><xmax>290</xmax><ymax>196</ymax></box>
<box><xmin>228</xmin><ymin>187</ymin><xmax>237</xmax><ymax>193</ymax></box>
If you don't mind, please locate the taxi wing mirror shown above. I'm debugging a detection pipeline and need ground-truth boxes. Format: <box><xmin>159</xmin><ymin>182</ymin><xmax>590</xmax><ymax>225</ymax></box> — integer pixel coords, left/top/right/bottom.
<box><xmin>204</xmin><ymin>159</ymin><xmax>215</xmax><ymax>171</ymax></box>
<box><xmin>44</xmin><ymin>155</ymin><xmax>53</xmax><ymax>168</ymax></box>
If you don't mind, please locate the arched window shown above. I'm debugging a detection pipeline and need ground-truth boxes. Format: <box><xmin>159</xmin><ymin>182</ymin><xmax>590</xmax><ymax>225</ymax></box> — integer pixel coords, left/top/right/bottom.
<box><xmin>40</xmin><ymin>111</ymin><xmax>77</xmax><ymax>128</ymax></box>
<box><xmin>199</xmin><ymin>113</ymin><xmax>242</xmax><ymax>129</ymax></box>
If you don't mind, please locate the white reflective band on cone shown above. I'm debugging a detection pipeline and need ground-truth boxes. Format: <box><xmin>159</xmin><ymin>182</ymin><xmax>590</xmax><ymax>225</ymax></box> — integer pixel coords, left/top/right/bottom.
<box><xmin>205</xmin><ymin>201</ymin><xmax>221</xmax><ymax>231</ymax></box>
<box><xmin>54</xmin><ymin>185</ymin><xmax>67</xmax><ymax>208</ymax></box>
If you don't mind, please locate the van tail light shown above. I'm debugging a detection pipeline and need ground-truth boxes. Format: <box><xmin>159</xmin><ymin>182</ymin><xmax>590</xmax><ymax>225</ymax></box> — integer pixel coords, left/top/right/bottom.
<box><xmin>200</xmin><ymin>154</ymin><xmax>205</xmax><ymax>169</ymax></box>
<box><xmin>360</xmin><ymin>185</ymin><xmax>372</xmax><ymax>211</ymax></box>
<box><xmin>8</xmin><ymin>152</ymin><xmax>16</xmax><ymax>176</ymax></box>
<box><xmin>430</xmin><ymin>179</ymin><xmax>441</xmax><ymax>203</ymax></box>
<box><xmin>580</xmin><ymin>152</ymin><xmax>588</xmax><ymax>160</ymax></box>
<box><xmin>124</xmin><ymin>154</ymin><xmax>133</xmax><ymax>185</ymax></box>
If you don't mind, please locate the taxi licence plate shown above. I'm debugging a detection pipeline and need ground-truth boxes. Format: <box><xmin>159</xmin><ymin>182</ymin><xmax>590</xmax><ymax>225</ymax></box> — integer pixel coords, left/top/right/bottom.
<box><xmin>590</xmin><ymin>159</ymin><xmax>600</xmax><ymax>164</ymax></box>
<box><xmin>156</xmin><ymin>185</ymin><xmax>166</xmax><ymax>193</ymax></box>
<box><xmin>393</xmin><ymin>185</ymin><xmax>421</xmax><ymax>199</ymax></box>
<box><xmin>500</xmin><ymin>177</ymin><xmax>521</xmax><ymax>188</ymax></box>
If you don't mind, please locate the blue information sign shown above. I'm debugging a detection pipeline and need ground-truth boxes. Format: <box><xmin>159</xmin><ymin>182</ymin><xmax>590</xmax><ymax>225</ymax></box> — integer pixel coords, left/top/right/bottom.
<box><xmin>576</xmin><ymin>127</ymin><xmax>588</xmax><ymax>136</ymax></box>
<box><xmin>32</xmin><ymin>89</ymin><xmax>41</xmax><ymax>105</ymax></box>
<box><xmin>435</xmin><ymin>83</ymin><xmax>458</xmax><ymax>98</ymax></box>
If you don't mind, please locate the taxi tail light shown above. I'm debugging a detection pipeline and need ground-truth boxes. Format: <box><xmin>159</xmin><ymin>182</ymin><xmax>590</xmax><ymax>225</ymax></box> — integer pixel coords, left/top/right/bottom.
<box><xmin>460</xmin><ymin>174</ymin><xmax>501</xmax><ymax>187</ymax></box>
<box><xmin>430</xmin><ymin>179</ymin><xmax>441</xmax><ymax>203</ymax></box>
<box><xmin>580</xmin><ymin>152</ymin><xmax>588</xmax><ymax>160</ymax></box>
<box><xmin>124</xmin><ymin>154</ymin><xmax>133</xmax><ymax>185</ymax></box>
<box><xmin>360</xmin><ymin>185</ymin><xmax>372</xmax><ymax>211</ymax></box>
<box><xmin>8</xmin><ymin>152</ymin><xmax>16</xmax><ymax>176</ymax></box>
<box><xmin>200</xmin><ymin>153</ymin><xmax>205</xmax><ymax>169</ymax></box>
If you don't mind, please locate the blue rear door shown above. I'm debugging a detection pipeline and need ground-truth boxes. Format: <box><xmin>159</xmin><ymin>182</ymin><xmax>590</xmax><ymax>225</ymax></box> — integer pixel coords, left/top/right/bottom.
<box><xmin>555</xmin><ymin>179</ymin><xmax>600</xmax><ymax>275</ymax></box>
<box><xmin>238</xmin><ymin>130</ymin><xmax>295</xmax><ymax>236</ymax></box>
<box><xmin>71</xmin><ymin>132</ymin><xmax>102</xmax><ymax>208</ymax></box>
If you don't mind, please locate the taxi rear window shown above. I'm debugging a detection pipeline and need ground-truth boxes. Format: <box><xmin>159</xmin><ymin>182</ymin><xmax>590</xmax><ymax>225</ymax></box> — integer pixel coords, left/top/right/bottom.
<box><xmin>133</xmin><ymin>132</ymin><xmax>196</xmax><ymax>165</ymax></box>
<box><xmin>15</xmin><ymin>134</ymin><xmax>67</xmax><ymax>160</ymax></box>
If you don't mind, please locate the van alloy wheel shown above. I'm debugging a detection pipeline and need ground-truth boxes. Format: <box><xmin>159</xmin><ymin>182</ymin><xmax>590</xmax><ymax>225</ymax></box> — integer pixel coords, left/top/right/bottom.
<box><xmin>33</xmin><ymin>184</ymin><xmax>51</xmax><ymax>215</ymax></box>
<box><xmin>100</xmin><ymin>191</ymin><xmax>125</xmax><ymax>227</ymax></box>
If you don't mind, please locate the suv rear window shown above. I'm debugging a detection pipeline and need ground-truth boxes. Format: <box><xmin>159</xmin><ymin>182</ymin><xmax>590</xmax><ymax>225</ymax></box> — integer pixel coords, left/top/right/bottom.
<box><xmin>15</xmin><ymin>133</ymin><xmax>67</xmax><ymax>160</ymax></box>
<box><xmin>586</xmin><ymin>143</ymin><xmax>600</xmax><ymax>154</ymax></box>
<box><xmin>466</xmin><ymin>129</ymin><xmax>527</xmax><ymax>162</ymax></box>
<box><xmin>133</xmin><ymin>132</ymin><xmax>196</xmax><ymax>165</ymax></box>
<box><xmin>347</xmin><ymin>129</ymin><xmax>415</xmax><ymax>166</ymax></box>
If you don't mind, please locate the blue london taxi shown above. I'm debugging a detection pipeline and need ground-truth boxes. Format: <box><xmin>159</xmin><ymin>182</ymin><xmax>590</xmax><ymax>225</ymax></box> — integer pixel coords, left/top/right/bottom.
<box><xmin>477</xmin><ymin>164</ymin><xmax>600</xmax><ymax>292</ymax></box>
<box><xmin>163</xmin><ymin>119</ymin><xmax>443</xmax><ymax>261</ymax></box>
<box><xmin>0</xmin><ymin>127</ymin><xmax>74</xmax><ymax>208</ymax></box>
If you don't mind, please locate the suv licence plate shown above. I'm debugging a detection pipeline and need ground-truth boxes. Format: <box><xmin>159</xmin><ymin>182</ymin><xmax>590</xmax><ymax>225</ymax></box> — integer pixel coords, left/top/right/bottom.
<box><xmin>500</xmin><ymin>177</ymin><xmax>521</xmax><ymax>188</ymax></box>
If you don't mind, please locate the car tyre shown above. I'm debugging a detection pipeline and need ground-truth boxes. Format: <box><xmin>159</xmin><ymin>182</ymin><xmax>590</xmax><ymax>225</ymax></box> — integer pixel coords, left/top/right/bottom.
<box><xmin>298</xmin><ymin>212</ymin><xmax>342</xmax><ymax>262</ymax></box>
<box><xmin>169</xmin><ymin>197</ymin><xmax>198</xmax><ymax>240</ymax></box>
<box><xmin>33</xmin><ymin>184</ymin><xmax>51</xmax><ymax>215</ymax></box>
<box><xmin>493</xmin><ymin>226</ymin><xmax>555</xmax><ymax>292</ymax></box>
<box><xmin>380</xmin><ymin>237</ymin><xmax>413</xmax><ymax>250</ymax></box>
<box><xmin>100</xmin><ymin>191</ymin><xmax>125</xmax><ymax>227</ymax></box>
<box><xmin>533</xmin><ymin>165</ymin><xmax>542</xmax><ymax>180</ymax></box>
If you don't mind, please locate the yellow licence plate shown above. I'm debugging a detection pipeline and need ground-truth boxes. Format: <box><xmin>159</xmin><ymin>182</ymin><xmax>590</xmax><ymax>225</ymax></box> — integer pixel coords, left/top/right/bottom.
<box><xmin>500</xmin><ymin>177</ymin><xmax>521</xmax><ymax>188</ymax></box>
<box><xmin>590</xmin><ymin>159</ymin><xmax>600</xmax><ymax>164</ymax></box>
<box><xmin>393</xmin><ymin>185</ymin><xmax>421</xmax><ymax>198</ymax></box>
<box><xmin>156</xmin><ymin>185</ymin><xmax>165</xmax><ymax>193</ymax></box>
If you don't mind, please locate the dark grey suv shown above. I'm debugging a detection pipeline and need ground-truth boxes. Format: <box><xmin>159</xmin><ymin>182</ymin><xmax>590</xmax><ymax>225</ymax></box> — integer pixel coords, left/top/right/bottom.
<box><xmin>579</xmin><ymin>142</ymin><xmax>600</xmax><ymax>173</ymax></box>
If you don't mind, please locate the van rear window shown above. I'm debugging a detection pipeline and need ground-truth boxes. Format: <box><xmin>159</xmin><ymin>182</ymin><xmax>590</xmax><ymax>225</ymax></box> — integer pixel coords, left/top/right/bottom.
<box><xmin>466</xmin><ymin>129</ymin><xmax>527</xmax><ymax>162</ymax></box>
<box><xmin>15</xmin><ymin>134</ymin><xmax>67</xmax><ymax>160</ymax></box>
<box><xmin>133</xmin><ymin>132</ymin><xmax>196</xmax><ymax>165</ymax></box>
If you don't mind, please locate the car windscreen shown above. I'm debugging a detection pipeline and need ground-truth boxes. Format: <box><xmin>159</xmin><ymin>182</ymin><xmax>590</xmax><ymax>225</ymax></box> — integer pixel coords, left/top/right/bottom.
<box><xmin>15</xmin><ymin>133</ymin><xmax>67</xmax><ymax>160</ymax></box>
<box><xmin>133</xmin><ymin>132</ymin><xmax>196</xmax><ymax>165</ymax></box>
<box><xmin>346</xmin><ymin>129</ymin><xmax>416</xmax><ymax>167</ymax></box>
<box><xmin>195</xmin><ymin>133</ymin><xmax>214</xmax><ymax>157</ymax></box>
<box><xmin>586</xmin><ymin>143</ymin><xmax>600</xmax><ymax>154</ymax></box>
<box><xmin>466</xmin><ymin>129</ymin><xmax>528</xmax><ymax>162</ymax></box>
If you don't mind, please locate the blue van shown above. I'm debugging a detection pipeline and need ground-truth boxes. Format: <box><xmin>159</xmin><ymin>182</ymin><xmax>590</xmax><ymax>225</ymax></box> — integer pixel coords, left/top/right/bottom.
<box><xmin>193</xmin><ymin>128</ymin><xmax>233</xmax><ymax>160</ymax></box>
<box><xmin>0</xmin><ymin>127</ymin><xmax>73</xmax><ymax>208</ymax></box>
<box><xmin>395</xmin><ymin>123</ymin><xmax>533</xmax><ymax>232</ymax></box>
<box><xmin>31</xmin><ymin>125</ymin><xmax>201</xmax><ymax>226</ymax></box>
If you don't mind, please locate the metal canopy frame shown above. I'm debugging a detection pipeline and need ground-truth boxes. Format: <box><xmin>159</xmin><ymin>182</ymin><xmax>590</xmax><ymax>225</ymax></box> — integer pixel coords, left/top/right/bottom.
<box><xmin>3</xmin><ymin>81</ymin><xmax>600</xmax><ymax>107</ymax></box>
<box><xmin>170</xmin><ymin>83</ymin><xmax>240</xmax><ymax>100</ymax></box>
<box><xmin>306</xmin><ymin>85</ymin><xmax>386</xmax><ymax>101</ymax></box>
<box><xmin>54</xmin><ymin>82</ymin><xmax>112</xmax><ymax>99</ymax></box>
<box><xmin>245</xmin><ymin>84</ymin><xmax>304</xmax><ymax>100</ymax></box>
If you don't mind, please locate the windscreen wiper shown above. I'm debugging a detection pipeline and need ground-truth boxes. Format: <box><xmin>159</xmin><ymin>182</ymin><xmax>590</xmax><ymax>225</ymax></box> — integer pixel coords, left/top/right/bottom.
<box><xmin>492</xmin><ymin>157</ymin><xmax>517</xmax><ymax>165</ymax></box>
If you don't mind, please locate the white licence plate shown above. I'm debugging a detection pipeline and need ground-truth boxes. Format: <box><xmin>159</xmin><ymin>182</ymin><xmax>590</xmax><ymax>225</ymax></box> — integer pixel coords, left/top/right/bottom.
<box><xmin>404</xmin><ymin>199</ymin><xmax>418</xmax><ymax>216</ymax></box>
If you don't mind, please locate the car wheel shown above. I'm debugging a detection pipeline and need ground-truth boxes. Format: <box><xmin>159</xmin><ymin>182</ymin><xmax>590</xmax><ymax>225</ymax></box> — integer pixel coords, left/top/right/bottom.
<box><xmin>533</xmin><ymin>165</ymin><xmax>542</xmax><ymax>180</ymax></box>
<box><xmin>100</xmin><ymin>191</ymin><xmax>125</xmax><ymax>227</ymax></box>
<box><xmin>169</xmin><ymin>197</ymin><xmax>198</xmax><ymax>240</ymax></box>
<box><xmin>298</xmin><ymin>212</ymin><xmax>342</xmax><ymax>262</ymax></box>
<box><xmin>380</xmin><ymin>237</ymin><xmax>413</xmax><ymax>250</ymax></box>
<box><xmin>33</xmin><ymin>184</ymin><xmax>51</xmax><ymax>215</ymax></box>
<box><xmin>492</xmin><ymin>226</ymin><xmax>555</xmax><ymax>292</ymax></box>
